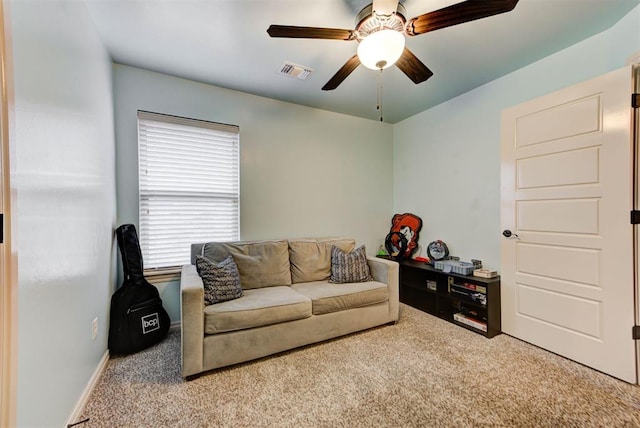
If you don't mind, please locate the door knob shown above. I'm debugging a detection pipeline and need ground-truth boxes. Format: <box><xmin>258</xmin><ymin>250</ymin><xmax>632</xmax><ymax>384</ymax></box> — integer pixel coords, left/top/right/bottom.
<box><xmin>502</xmin><ymin>229</ymin><xmax>519</xmax><ymax>238</ymax></box>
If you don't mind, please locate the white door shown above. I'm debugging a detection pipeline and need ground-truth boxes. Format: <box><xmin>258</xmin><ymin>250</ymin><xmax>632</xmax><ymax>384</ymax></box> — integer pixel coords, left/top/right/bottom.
<box><xmin>501</xmin><ymin>65</ymin><xmax>637</xmax><ymax>383</ymax></box>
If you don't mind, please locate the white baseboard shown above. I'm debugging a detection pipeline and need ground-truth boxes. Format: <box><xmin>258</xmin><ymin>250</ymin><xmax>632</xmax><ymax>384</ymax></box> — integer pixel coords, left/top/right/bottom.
<box><xmin>65</xmin><ymin>349</ymin><xmax>109</xmax><ymax>427</ymax></box>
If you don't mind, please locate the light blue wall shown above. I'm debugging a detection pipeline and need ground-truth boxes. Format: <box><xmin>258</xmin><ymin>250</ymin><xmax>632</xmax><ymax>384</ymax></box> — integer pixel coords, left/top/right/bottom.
<box><xmin>10</xmin><ymin>0</ymin><xmax>116</xmax><ymax>426</ymax></box>
<box><xmin>393</xmin><ymin>5</ymin><xmax>640</xmax><ymax>271</ymax></box>
<box><xmin>113</xmin><ymin>64</ymin><xmax>394</xmax><ymax>322</ymax></box>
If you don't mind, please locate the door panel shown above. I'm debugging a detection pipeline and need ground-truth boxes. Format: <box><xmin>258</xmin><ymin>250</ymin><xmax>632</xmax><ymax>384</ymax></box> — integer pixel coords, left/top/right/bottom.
<box><xmin>515</xmin><ymin>94</ymin><xmax>601</xmax><ymax>147</ymax></box>
<box><xmin>516</xmin><ymin>284</ymin><xmax>601</xmax><ymax>337</ymax></box>
<box><xmin>517</xmin><ymin>199</ymin><xmax>599</xmax><ymax>234</ymax></box>
<box><xmin>517</xmin><ymin>147</ymin><xmax>600</xmax><ymax>188</ymax></box>
<box><xmin>501</xmin><ymin>65</ymin><xmax>637</xmax><ymax>383</ymax></box>
<box><xmin>516</xmin><ymin>243</ymin><xmax>600</xmax><ymax>285</ymax></box>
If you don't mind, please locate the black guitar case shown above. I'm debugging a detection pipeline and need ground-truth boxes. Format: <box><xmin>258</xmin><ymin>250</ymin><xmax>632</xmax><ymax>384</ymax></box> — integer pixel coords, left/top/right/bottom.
<box><xmin>108</xmin><ymin>224</ymin><xmax>170</xmax><ymax>355</ymax></box>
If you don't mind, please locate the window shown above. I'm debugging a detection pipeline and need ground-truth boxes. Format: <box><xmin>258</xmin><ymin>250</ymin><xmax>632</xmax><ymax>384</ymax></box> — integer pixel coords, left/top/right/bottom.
<box><xmin>137</xmin><ymin>111</ymin><xmax>240</xmax><ymax>271</ymax></box>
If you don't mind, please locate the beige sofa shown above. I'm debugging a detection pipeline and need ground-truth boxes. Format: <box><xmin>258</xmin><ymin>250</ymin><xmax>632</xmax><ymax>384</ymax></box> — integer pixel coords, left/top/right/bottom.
<box><xmin>180</xmin><ymin>238</ymin><xmax>399</xmax><ymax>378</ymax></box>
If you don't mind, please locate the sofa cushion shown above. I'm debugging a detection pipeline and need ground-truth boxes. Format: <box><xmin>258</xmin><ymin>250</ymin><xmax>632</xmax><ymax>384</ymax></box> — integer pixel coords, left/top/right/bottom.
<box><xmin>200</xmin><ymin>240</ymin><xmax>292</xmax><ymax>289</ymax></box>
<box><xmin>329</xmin><ymin>245</ymin><xmax>372</xmax><ymax>284</ymax></box>
<box><xmin>288</xmin><ymin>238</ymin><xmax>356</xmax><ymax>283</ymax></box>
<box><xmin>196</xmin><ymin>255</ymin><xmax>243</xmax><ymax>305</ymax></box>
<box><xmin>291</xmin><ymin>281</ymin><xmax>388</xmax><ymax>315</ymax></box>
<box><xmin>204</xmin><ymin>286</ymin><xmax>312</xmax><ymax>334</ymax></box>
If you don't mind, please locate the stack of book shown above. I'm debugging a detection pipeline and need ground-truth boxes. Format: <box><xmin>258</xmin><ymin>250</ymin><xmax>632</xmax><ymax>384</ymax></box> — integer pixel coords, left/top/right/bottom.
<box><xmin>473</xmin><ymin>269</ymin><xmax>498</xmax><ymax>278</ymax></box>
<box><xmin>453</xmin><ymin>312</ymin><xmax>487</xmax><ymax>332</ymax></box>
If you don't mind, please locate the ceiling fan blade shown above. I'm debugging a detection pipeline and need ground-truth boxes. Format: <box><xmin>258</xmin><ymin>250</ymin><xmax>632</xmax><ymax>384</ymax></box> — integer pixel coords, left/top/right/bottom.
<box><xmin>406</xmin><ymin>0</ymin><xmax>519</xmax><ymax>36</ymax></box>
<box><xmin>322</xmin><ymin>55</ymin><xmax>361</xmax><ymax>91</ymax></box>
<box><xmin>395</xmin><ymin>48</ymin><xmax>434</xmax><ymax>84</ymax></box>
<box><xmin>267</xmin><ymin>25</ymin><xmax>357</xmax><ymax>40</ymax></box>
<box><xmin>372</xmin><ymin>0</ymin><xmax>400</xmax><ymax>16</ymax></box>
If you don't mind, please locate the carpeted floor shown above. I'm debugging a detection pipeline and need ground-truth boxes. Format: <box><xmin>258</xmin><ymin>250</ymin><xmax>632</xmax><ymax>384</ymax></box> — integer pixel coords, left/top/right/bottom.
<box><xmin>80</xmin><ymin>304</ymin><xmax>640</xmax><ymax>427</ymax></box>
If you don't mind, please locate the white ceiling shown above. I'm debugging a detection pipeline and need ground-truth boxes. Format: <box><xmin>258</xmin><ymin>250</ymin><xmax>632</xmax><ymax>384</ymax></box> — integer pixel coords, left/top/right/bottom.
<box><xmin>86</xmin><ymin>0</ymin><xmax>640</xmax><ymax>123</ymax></box>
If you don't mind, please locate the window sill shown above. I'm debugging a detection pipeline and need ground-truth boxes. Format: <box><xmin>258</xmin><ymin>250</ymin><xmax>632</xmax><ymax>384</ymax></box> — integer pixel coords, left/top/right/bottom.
<box><xmin>144</xmin><ymin>267</ymin><xmax>182</xmax><ymax>284</ymax></box>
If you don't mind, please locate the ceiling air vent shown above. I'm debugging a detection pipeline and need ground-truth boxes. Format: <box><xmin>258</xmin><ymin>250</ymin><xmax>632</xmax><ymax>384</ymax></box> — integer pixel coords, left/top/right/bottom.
<box><xmin>278</xmin><ymin>62</ymin><xmax>313</xmax><ymax>80</ymax></box>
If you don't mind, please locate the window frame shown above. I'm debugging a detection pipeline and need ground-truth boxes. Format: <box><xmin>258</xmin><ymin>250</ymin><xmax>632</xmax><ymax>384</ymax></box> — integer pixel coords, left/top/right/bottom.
<box><xmin>137</xmin><ymin>110</ymin><xmax>240</xmax><ymax>277</ymax></box>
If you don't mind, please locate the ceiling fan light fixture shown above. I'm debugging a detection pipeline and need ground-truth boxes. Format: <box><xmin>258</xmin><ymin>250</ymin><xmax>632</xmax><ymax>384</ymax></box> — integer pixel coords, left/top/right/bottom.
<box><xmin>357</xmin><ymin>29</ymin><xmax>405</xmax><ymax>70</ymax></box>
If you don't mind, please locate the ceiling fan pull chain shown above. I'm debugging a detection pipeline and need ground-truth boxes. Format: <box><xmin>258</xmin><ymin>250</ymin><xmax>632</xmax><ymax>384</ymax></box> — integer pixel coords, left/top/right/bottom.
<box><xmin>377</xmin><ymin>68</ymin><xmax>383</xmax><ymax>122</ymax></box>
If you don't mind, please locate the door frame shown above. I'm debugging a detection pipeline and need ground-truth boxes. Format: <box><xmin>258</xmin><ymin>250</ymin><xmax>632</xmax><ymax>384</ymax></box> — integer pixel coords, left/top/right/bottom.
<box><xmin>0</xmin><ymin>1</ymin><xmax>16</xmax><ymax>426</ymax></box>
<box><xmin>633</xmin><ymin>63</ymin><xmax>640</xmax><ymax>383</ymax></box>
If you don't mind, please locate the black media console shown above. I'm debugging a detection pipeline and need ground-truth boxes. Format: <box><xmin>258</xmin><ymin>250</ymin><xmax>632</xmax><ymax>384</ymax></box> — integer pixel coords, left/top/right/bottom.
<box><xmin>397</xmin><ymin>259</ymin><xmax>501</xmax><ymax>338</ymax></box>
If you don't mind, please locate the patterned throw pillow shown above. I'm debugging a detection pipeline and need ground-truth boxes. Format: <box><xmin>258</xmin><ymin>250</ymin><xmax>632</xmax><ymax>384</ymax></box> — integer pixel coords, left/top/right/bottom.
<box><xmin>196</xmin><ymin>255</ymin><xmax>243</xmax><ymax>305</ymax></box>
<box><xmin>329</xmin><ymin>245</ymin><xmax>372</xmax><ymax>284</ymax></box>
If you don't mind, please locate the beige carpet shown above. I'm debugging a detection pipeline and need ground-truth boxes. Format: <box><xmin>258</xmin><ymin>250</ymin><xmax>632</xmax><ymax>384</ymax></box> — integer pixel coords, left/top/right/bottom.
<box><xmin>79</xmin><ymin>304</ymin><xmax>640</xmax><ymax>427</ymax></box>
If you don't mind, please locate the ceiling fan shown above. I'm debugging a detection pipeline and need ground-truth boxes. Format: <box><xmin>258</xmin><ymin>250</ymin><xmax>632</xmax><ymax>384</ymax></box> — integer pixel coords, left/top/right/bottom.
<box><xmin>267</xmin><ymin>0</ymin><xmax>519</xmax><ymax>90</ymax></box>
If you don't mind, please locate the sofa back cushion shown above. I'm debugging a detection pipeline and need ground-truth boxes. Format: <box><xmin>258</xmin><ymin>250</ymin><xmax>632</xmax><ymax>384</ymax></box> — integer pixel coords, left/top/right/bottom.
<box><xmin>193</xmin><ymin>240</ymin><xmax>292</xmax><ymax>289</ymax></box>
<box><xmin>288</xmin><ymin>238</ymin><xmax>355</xmax><ymax>283</ymax></box>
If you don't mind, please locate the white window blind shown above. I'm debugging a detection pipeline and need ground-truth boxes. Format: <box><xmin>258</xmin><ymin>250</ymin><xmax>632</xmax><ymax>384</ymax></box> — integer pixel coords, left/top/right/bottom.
<box><xmin>137</xmin><ymin>111</ymin><xmax>240</xmax><ymax>270</ymax></box>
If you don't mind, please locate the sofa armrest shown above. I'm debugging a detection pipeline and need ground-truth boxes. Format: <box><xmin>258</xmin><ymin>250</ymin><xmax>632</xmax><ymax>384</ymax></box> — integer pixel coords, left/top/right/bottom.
<box><xmin>180</xmin><ymin>264</ymin><xmax>204</xmax><ymax>377</ymax></box>
<box><xmin>367</xmin><ymin>256</ymin><xmax>399</xmax><ymax>322</ymax></box>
